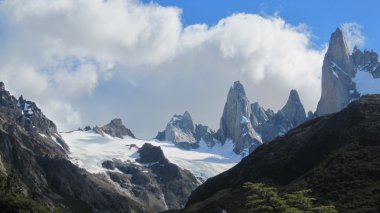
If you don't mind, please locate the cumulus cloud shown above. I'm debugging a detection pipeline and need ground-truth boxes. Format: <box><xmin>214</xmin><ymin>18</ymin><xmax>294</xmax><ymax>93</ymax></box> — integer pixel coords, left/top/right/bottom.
<box><xmin>0</xmin><ymin>0</ymin><xmax>326</xmax><ymax>138</ymax></box>
<box><xmin>341</xmin><ymin>22</ymin><xmax>365</xmax><ymax>53</ymax></box>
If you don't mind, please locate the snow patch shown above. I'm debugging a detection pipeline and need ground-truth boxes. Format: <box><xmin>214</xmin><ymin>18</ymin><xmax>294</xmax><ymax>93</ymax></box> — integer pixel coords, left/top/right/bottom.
<box><xmin>51</xmin><ymin>136</ymin><xmax>64</xmax><ymax>150</ymax></box>
<box><xmin>38</xmin><ymin>133</ymin><xmax>47</xmax><ymax>138</ymax></box>
<box><xmin>330</xmin><ymin>61</ymin><xmax>349</xmax><ymax>77</ymax></box>
<box><xmin>241</xmin><ymin>116</ymin><xmax>250</xmax><ymax>124</ymax></box>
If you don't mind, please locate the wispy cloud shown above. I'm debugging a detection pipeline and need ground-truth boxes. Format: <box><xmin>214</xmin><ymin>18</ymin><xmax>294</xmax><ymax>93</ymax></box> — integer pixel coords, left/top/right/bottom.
<box><xmin>341</xmin><ymin>22</ymin><xmax>365</xmax><ymax>53</ymax></box>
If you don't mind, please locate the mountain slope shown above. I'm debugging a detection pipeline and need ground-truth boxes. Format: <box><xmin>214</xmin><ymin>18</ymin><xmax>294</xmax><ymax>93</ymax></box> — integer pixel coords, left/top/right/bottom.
<box><xmin>0</xmin><ymin>82</ymin><xmax>147</xmax><ymax>213</ymax></box>
<box><xmin>184</xmin><ymin>95</ymin><xmax>380</xmax><ymax>213</ymax></box>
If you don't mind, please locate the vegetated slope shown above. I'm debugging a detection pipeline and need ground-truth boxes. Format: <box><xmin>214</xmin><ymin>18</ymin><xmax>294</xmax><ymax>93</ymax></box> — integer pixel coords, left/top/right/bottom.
<box><xmin>184</xmin><ymin>95</ymin><xmax>380</xmax><ymax>213</ymax></box>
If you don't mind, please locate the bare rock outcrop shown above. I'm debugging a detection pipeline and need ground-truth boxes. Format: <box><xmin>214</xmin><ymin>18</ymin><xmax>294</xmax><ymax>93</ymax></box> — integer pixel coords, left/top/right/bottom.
<box><xmin>218</xmin><ymin>81</ymin><xmax>262</xmax><ymax>154</ymax></box>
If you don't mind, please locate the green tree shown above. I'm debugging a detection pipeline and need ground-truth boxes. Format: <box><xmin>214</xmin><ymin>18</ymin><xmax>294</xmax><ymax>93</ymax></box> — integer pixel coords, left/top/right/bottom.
<box><xmin>284</xmin><ymin>190</ymin><xmax>315</xmax><ymax>212</ymax></box>
<box><xmin>244</xmin><ymin>182</ymin><xmax>337</xmax><ymax>213</ymax></box>
<box><xmin>244</xmin><ymin>182</ymin><xmax>287</xmax><ymax>213</ymax></box>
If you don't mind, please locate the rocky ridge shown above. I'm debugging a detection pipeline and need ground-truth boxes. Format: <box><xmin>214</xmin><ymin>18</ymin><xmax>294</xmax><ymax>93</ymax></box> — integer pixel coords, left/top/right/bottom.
<box><xmin>102</xmin><ymin>143</ymin><xmax>199</xmax><ymax>212</ymax></box>
<box><xmin>256</xmin><ymin>90</ymin><xmax>307</xmax><ymax>142</ymax></box>
<box><xmin>0</xmin><ymin>82</ymin><xmax>147</xmax><ymax>212</ymax></box>
<box><xmin>157</xmin><ymin>82</ymin><xmax>308</xmax><ymax>155</ymax></box>
<box><xmin>85</xmin><ymin>118</ymin><xmax>136</xmax><ymax>139</ymax></box>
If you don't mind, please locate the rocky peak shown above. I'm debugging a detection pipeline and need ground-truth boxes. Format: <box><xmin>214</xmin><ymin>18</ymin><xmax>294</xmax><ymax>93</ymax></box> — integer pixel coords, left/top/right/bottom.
<box><xmin>219</xmin><ymin>81</ymin><xmax>262</xmax><ymax>154</ymax></box>
<box><xmin>195</xmin><ymin>124</ymin><xmax>217</xmax><ymax>147</ymax></box>
<box><xmin>352</xmin><ymin>48</ymin><xmax>380</xmax><ymax>78</ymax></box>
<box><xmin>169</xmin><ymin>111</ymin><xmax>195</xmax><ymax>133</ymax></box>
<box><xmin>231</xmin><ymin>81</ymin><xmax>246</xmax><ymax>96</ymax></box>
<box><xmin>94</xmin><ymin>118</ymin><xmax>136</xmax><ymax>139</ymax></box>
<box><xmin>251</xmin><ymin>102</ymin><xmax>273</xmax><ymax>129</ymax></box>
<box><xmin>165</xmin><ymin>111</ymin><xmax>197</xmax><ymax>147</ymax></box>
<box><xmin>18</xmin><ymin>95</ymin><xmax>42</xmax><ymax>115</ymax></box>
<box><xmin>0</xmin><ymin>82</ymin><xmax>68</xmax><ymax>156</ymax></box>
<box><xmin>0</xmin><ymin>82</ymin><xmax>5</xmax><ymax>91</ymax></box>
<box><xmin>0</xmin><ymin>83</ymin><xmax>18</xmax><ymax>110</ymax></box>
<box><xmin>280</xmin><ymin>89</ymin><xmax>306</xmax><ymax>127</ymax></box>
<box><xmin>316</xmin><ymin>28</ymin><xmax>357</xmax><ymax>116</ymax></box>
<box><xmin>136</xmin><ymin>143</ymin><xmax>168</xmax><ymax>164</ymax></box>
<box><xmin>325</xmin><ymin>28</ymin><xmax>355</xmax><ymax>76</ymax></box>
<box><xmin>157</xmin><ymin>111</ymin><xmax>219</xmax><ymax>149</ymax></box>
<box><xmin>253</xmin><ymin>90</ymin><xmax>307</xmax><ymax>143</ymax></box>
<box><xmin>110</xmin><ymin>118</ymin><xmax>122</xmax><ymax>126</ymax></box>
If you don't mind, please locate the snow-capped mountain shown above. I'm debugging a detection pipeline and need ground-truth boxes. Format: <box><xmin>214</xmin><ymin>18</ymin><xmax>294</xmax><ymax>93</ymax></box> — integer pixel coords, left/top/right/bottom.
<box><xmin>62</xmin><ymin>125</ymin><xmax>242</xmax><ymax>211</ymax></box>
<box><xmin>155</xmin><ymin>81</ymin><xmax>308</xmax><ymax>156</ymax></box>
<box><xmin>0</xmin><ymin>83</ymin><xmax>145</xmax><ymax>212</ymax></box>
<box><xmin>1</xmin><ymin>27</ymin><xmax>378</xmax><ymax>213</ymax></box>
<box><xmin>155</xmin><ymin>111</ymin><xmax>218</xmax><ymax>149</ymax></box>
<box><xmin>63</xmin><ymin>127</ymin><xmax>241</xmax><ymax>181</ymax></box>
<box><xmin>316</xmin><ymin>28</ymin><xmax>380</xmax><ymax>116</ymax></box>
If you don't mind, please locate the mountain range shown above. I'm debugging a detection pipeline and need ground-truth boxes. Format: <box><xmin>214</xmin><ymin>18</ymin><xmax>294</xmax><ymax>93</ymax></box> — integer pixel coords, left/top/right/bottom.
<box><xmin>0</xmin><ymin>27</ymin><xmax>379</xmax><ymax>212</ymax></box>
<box><xmin>184</xmin><ymin>94</ymin><xmax>380</xmax><ymax>213</ymax></box>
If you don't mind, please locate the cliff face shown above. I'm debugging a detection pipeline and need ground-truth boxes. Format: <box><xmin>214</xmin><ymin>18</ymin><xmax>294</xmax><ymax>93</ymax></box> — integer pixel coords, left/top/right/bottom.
<box><xmin>316</xmin><ymin>28</ymin><xmax>380</xmax><ymax>116</ymax></box>
<box><xmin>165</xmin><ymin>111</ymin><xmax>197</xmax><ymax>147</ymax></box>
<box><xmin>218</xmin><ymin>81</ymin><xmax>262</xmax><ymax>154</ymax></box>
<box><xmin>316</xmin><ymin>28</ymin><xmax>357</xmax><ymax>116</ymax></box>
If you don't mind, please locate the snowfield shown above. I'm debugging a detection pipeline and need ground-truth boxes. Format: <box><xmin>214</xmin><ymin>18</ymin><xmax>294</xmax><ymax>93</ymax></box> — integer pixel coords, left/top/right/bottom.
<box><xmin>61</xmin><ymin>131</ymin><xmax>242</xmax><ymax>180</ymax></box>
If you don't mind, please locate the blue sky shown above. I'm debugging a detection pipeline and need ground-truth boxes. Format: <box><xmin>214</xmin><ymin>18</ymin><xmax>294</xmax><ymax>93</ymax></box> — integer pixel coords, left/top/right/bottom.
<box><xmin>143</xmin><ymin>0</ymin><xmax>380</xmax><ymax>51</ymax></box>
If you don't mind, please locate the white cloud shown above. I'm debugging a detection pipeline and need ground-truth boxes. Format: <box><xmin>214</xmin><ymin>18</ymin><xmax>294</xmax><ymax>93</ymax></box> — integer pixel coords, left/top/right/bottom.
<box><xmin>0</xmin><ymin>0</ymin><xmax>326</xmax><ymax>137</ymax></box>
<box><xmin>341</xmin><ymin>22</ymin><xmax>365</xmax><ymax>53</ymax></box>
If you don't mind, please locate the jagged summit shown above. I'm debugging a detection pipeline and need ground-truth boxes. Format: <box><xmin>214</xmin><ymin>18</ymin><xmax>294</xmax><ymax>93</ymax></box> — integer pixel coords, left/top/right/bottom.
<box><xmin>251</xmin><ymin>102</ymin><xmax>274</xmax><ymax>129</ymax></box>
<box><xmin>352</xmin><ymin>48</ymin><xmax>380</xmax><ymax>78</ymax></box>
<box><xmin>231</xmin><ymin>80</ymin><xmax>246</xmax><ymax>95</ymax></box>
<box><xmin>316</xmin><ymin>28</ymin><xmax>357</xmax><ymax>116</ymax></box>
<box><xmin>281</xmin><ymin>89</ymin><xmax>306</xmax><ymax>127</ymax></box>
<box><xmin>0</xmin><ymin>82</ymin><xmax>146</xmax><ymax>212</ymax></box>
<box><xmin>164</xmin><ymin>111</ymin><xmax>198</xmax><ymax>149</ymax></box>
<box><xmin>0</xmin><ymin>82</ymin><xmax>68</xmax><ymax>152</ymax></box>
<box><xmin>219</xmin><ymin>81</ymin><xmax>262</xmax><ymax>154</ymax></box>
<box><xmin>92</xmin><ymin>118</ymin><xmax>136</xmax><ymax>139</ymax></box>
<box><xmin>316</xmin><ymin>27</ymin><xmax>380</xmax><ymax>116</ymax></box>
<box><xmin>156</xmin><ymin>111</ymin><xmax>218</xmax><ymax>149</ymax></box>
<box><xmin>325</xmin><ymin>28</ymin><xmax>354</xmax><ymax>75</ymax></box>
